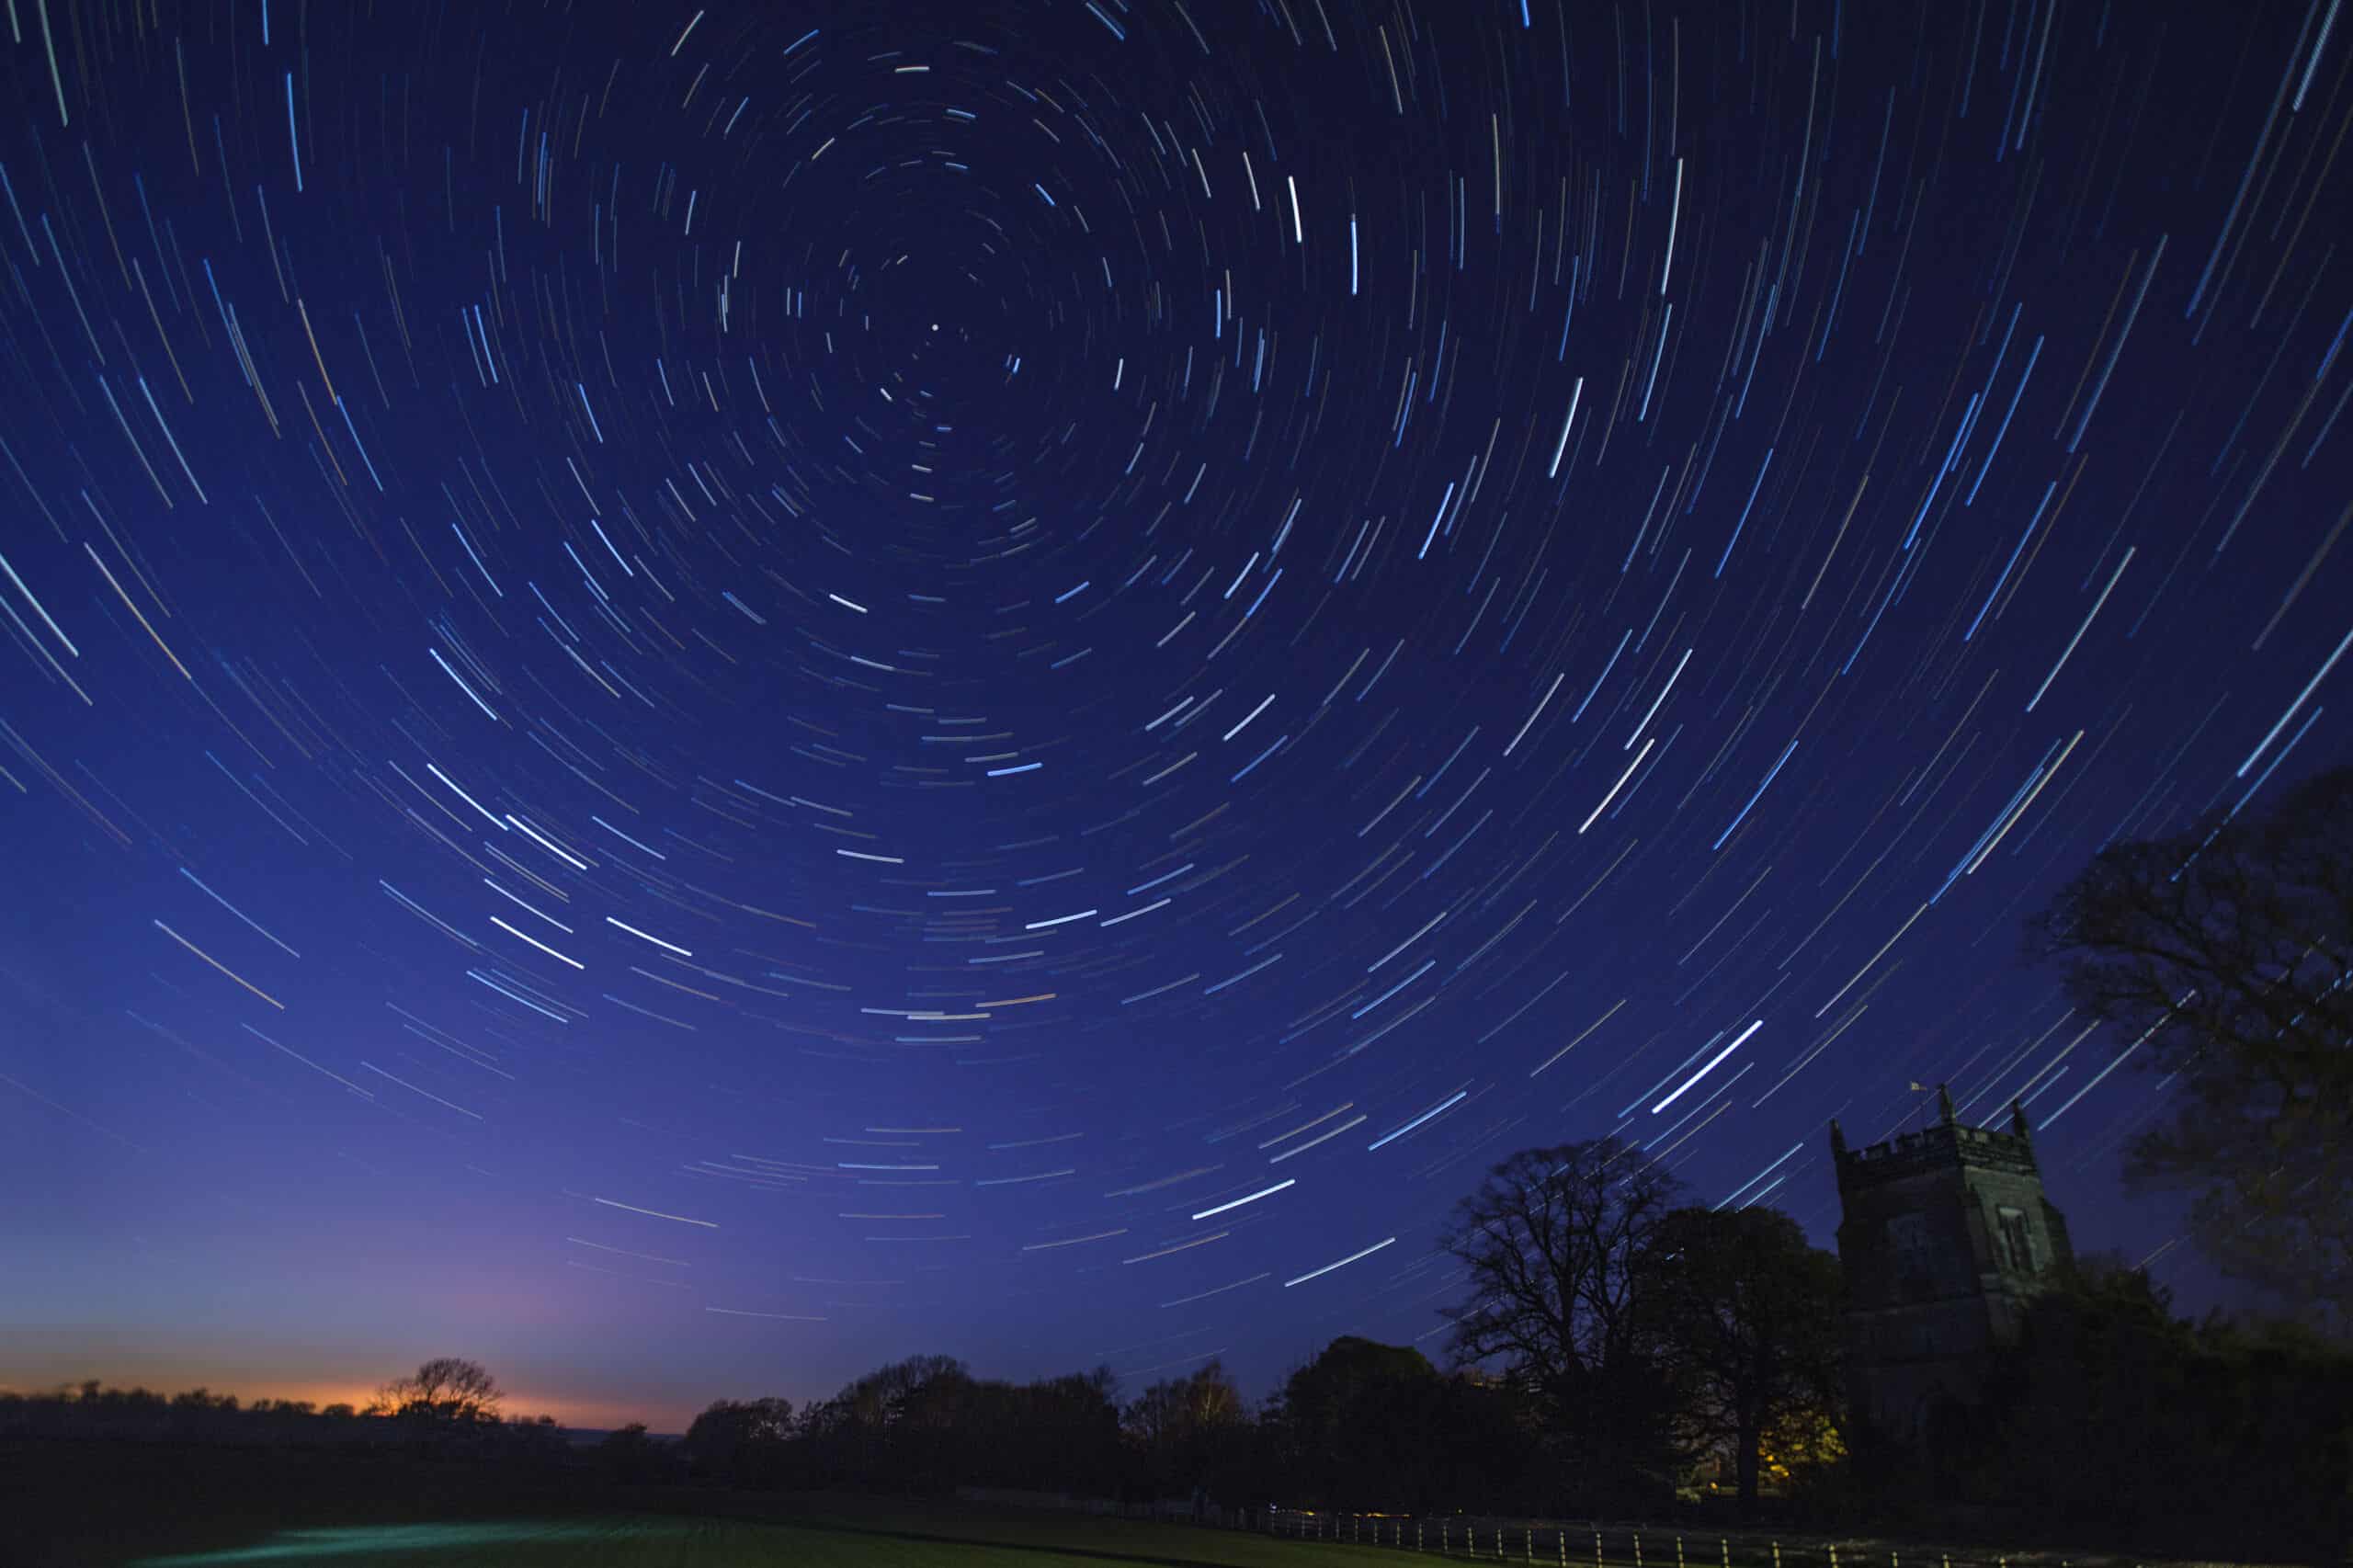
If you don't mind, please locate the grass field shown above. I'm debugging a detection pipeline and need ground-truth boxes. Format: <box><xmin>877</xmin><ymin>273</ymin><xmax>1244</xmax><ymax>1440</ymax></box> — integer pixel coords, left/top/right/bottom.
<box><xmin>107</xmin><ymin>1501</ymin><xmax>1413</xmax><ymax>1568</ymax></box>
<box><xmin>17</xmin><ymin>1466</ymin><xmax>2307</xmax><ymax>1568</ymax></box>
<box><xmin>80</xmin><ymin>1496</ymin><xmax>2299</xmax><ymax>1568</ymax></box>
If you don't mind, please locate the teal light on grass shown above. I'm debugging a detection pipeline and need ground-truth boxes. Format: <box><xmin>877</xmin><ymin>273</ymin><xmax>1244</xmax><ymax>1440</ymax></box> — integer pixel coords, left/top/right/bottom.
<box><xmin>130</xmin><ymin>1519</ymin><xmax>637</xmax><ymax>1564</ymax></box>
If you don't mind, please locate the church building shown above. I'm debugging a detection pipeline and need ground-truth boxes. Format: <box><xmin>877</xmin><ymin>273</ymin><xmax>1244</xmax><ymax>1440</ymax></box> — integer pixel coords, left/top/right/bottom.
<box><xmin>1828</xmin><ymin>1087</ymin><xmax>2074</xmax><ymax>1489</ymax></box>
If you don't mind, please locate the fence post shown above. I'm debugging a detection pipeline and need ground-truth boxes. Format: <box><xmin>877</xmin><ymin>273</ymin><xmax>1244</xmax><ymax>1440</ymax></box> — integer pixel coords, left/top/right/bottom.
<box><xmin>1528</xmin><ymin>1526</ymin><xmax>1535</xmax><ymax>1562</ymax></box>
<box><xmin>1421</xmin><ymin>1520</ymin><xmax>1427</xmax><ymax>1552</ymax></box>
<box><xmin>1560</xmin><ymin>1529</ymin><xmax>1568</xmax><ymax>1568</ymax></box>
<box><xmin>1595</xmin><ymin>1533</ymin><xmax>1603</xmax><ymax>1568</ymax></box>
<box><xmin>1634</xmin><ymin>1533</ymin><xmax>1643</xmax><ymax>1568</ymax></box>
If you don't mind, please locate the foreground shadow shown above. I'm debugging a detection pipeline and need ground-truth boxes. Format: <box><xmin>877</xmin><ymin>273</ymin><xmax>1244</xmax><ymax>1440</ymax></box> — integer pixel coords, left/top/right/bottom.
<box><xmin>639</xmin><ymin>1496</ymin><xmax>1291</xmax><ymax>1568</ymax></box>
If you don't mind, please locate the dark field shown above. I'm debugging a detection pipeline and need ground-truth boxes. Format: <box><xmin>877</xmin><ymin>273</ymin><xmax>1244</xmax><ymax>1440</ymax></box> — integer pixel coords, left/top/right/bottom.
<box><xmin>7</xmin><ymin>1445</ymin><xmax>1390</xmax><ymax>1568</ymax></box>
<box><xmin>6</xmin><ymin>1449</ymin><xmax>2309</xmax><ymax>1568</ymax></box>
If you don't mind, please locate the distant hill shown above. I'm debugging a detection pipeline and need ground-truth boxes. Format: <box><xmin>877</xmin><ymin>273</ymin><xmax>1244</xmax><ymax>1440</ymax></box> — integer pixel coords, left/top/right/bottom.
<box><xmin>558</xmin><ymin>1426</ymin><xmax>682</xmax><ymax>1449</ymax></box>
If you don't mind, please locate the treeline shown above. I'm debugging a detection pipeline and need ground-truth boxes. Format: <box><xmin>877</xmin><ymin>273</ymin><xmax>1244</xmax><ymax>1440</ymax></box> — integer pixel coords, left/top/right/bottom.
<box><xmin>14</xmin><ymin>1142</ymin><xmax>2349</xmax><ymax>1561</ymax></box>
<box><xmin>14</xmin><ymin>1265</ymin><xmax>2349</xmax><ymax>1558</ymax></box>
<box><xmin>1951</xmin><ymin>1262</ymin><xmax>2353</xmax><ymax>1560</ymax></box>
<box><xmin>0</xmin><ymin>1379</ymin><xmax>575</xmax><ymax>1461</ymax></box>
<box><xmin>678</xmin><ymin>1343</ymin><xmax>1545</xmax><ymax>1510</ymax></box>
<box><xmin>680</xmin><ymin>1272</ymin><xmax>2348</xmax><ymax>1561</ymax></box>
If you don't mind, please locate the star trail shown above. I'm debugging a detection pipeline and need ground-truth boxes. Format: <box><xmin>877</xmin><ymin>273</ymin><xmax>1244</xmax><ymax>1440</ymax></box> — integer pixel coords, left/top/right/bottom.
<box><xmin>1</xmin><ymin>0</ymin><xmax>2348</xmax><ymax>1426</ymax></box>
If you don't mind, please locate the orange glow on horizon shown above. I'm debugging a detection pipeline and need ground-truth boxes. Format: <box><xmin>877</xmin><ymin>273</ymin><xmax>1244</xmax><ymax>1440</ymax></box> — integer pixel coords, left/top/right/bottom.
<box><xmin>0</xmin><ymin>1372</ymin><xmax>668</xmax><ymax>1431</ymax></box>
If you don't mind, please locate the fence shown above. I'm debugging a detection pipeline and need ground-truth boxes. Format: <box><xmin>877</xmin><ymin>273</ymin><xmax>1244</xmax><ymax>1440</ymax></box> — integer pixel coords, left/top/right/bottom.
<box><xmin>1260</xmin><ymin>1512</ymin><xmax>2105</xmax><ymax>1568</ymax></box>
<box><xmin>951</xmin><ymin>1489</ymin><xmax>2226</xmax><ymax>1568</ymax></box>
<box><xmin>954</xmin><ymin>1486</ymin><xmax>1259</xmax><ymax>1528</ymax></box>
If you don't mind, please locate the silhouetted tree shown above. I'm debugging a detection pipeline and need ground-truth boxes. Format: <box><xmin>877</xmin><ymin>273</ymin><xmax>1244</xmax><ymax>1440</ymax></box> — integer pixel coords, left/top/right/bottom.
<box><xmin>883</xmin><ymin>1363</ymin><xmax>983</xmax><ymax>1492</ymax></box>
<box><xmin>597</xmin><ymin>1421</ymin><xmax>676</xmax><ymax>1483</ymax></box>
<box><xmin>2031</xmin><ymin>767</ymin><xmax>2353</xmax><ymax>1335</ymax></box>
<box><xmin>782</xmin><ymin>1354</ymin><xmax>1127</xmax><ymax>1495</ymax></box>
<box><xmin>1274</xmin><ymin>1336</ymin><xmax>1449</xmax><ymax>1509</ymax></box>
<box><xmin>1432</xmin><ymin>1371</ymin><xmax>1545</xmax><ymax>1514</ymax></box>
<box><xmin>1006</xmin><ymin>1367</ymin><xmax>1121</xmax><ymax>1494</ymax></box>
<box><xmin>683</xmin><ymin>1396</ymin><xmax>793</xmax><ymax>1485</ymax></box>
<box><xmin>1977</xmin><ymin>1253</ymin><xmax>2353</xmax><ymax>1560</ymax></box>
<box><xmin>1631</xmin><ymin>1205</ymin><xmax>1846</xmax><ymax>1509</ymax></box>
<box><xmin>791</xmin><ymin>1353</ymin><xmax>965</xmax><ymax>1489</ymax></box>
<box><xmin>372</xmin><ymin>1357</ymin><xmax>503</xmax><ymax>1425</ymax></box>
<box><xmin>951</xmin><ymin>1367</ymin><xmax>1122</xmax><ymax>1494</ymax></box>
<box><xmin>1439</xmin><ymin>1137</ymin><xmax>1688</xmax><ymax>1513</ymax></box>
<box><xmin>1121</xmin><ymin>1359</ymin><xmax>1245</xmax><ymax>1497</ymax></box>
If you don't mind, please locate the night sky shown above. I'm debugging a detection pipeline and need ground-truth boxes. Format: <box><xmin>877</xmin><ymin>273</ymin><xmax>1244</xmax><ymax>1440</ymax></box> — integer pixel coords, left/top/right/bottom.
<box><xmin>3</xmin><ymin>0</ymin><xmax>2348</xmax><ymax>1431</ymax></box>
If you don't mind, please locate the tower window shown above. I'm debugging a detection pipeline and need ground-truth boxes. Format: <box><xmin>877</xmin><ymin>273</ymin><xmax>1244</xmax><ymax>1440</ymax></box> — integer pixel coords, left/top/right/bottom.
<box><xmin>1995</xmin><ymin>1206</ymin><xmax>2040</xmax><ymax>1274</ymax></box>
<box><xmin>1888</xmin><ymin>1213</ymin><xmax>1933</xmax><ymax>1296</ymax></box>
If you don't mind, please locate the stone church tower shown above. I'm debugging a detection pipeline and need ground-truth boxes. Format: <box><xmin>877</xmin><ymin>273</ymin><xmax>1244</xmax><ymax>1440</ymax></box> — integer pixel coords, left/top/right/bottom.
<box><xmin>1829</xmin><ymin>1086</ymin><xmax>2074</xmax><ymax>1483</ymax></box>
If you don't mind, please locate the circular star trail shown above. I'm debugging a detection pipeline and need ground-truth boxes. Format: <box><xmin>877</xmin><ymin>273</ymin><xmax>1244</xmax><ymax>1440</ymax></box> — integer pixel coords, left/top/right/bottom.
<box><xmin>0</xmin><ymin>0</ymin><xmax>2347</xmax><ymax>1419</ymax></box>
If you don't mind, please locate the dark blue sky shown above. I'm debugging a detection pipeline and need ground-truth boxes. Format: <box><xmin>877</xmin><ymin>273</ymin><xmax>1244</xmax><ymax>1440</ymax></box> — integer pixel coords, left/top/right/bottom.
<box><xmin>2</xmin><ymin>0</ymin><xmax>2347</xmax><ymax>1428</ymax></box>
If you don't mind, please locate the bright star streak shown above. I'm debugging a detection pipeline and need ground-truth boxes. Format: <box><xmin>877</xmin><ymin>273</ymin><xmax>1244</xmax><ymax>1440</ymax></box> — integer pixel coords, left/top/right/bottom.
<box><xmin>1652</xmin><ymin>1019</ymin><xmax>1764</xmax><ymax>1114</ymax></box>
<box><xmin>1190</xmin><ymin>1178</ymin><xmax>1295</xmax><ymax>1221</ymax></box>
